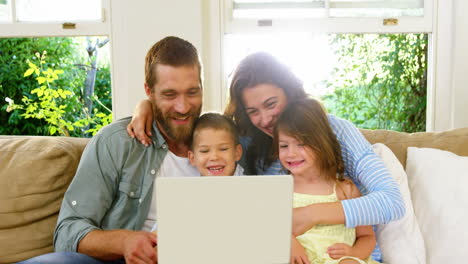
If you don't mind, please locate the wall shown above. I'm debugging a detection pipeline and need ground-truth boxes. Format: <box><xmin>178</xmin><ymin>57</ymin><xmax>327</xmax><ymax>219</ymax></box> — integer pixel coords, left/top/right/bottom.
<box><xmin>452</xmin><ymin>0</ymin><xmax>468</xmax><ymax>128</ymax></box>
<box><xmin>432</xmin><ymin>0</ymin><xmax>468</xmax><ymax>131</ymax></box>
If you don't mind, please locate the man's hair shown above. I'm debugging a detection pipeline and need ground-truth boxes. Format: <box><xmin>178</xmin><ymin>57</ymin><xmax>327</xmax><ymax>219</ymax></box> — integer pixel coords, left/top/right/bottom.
<box><xmin>190</xmin><ymin>112</ymin><xmax>240</xmax><ymax>150</ymax></box>
<box><xmin>145</xmin><ymin>36</ymin><xmax>202</xmax><ymax>91</ymax></box>
<box><xmin>272</xmin><ymin>97</ymin><xmax>345</xmax><ymax>181</ymax></box>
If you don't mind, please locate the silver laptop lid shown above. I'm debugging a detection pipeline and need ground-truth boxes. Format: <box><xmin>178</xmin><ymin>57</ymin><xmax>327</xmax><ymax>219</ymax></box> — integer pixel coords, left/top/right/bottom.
<box><xmin>156</xmin><ymin>175</ymin><xmax>293</xmax><ymax>264</ymax></box>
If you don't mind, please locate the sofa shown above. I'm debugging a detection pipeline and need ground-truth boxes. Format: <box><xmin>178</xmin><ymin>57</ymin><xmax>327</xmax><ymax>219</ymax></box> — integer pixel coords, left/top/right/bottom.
<box><xmin>1</xmin><ymin>127</ymin><xmax>467</xmax><ymax>264</ymax></box>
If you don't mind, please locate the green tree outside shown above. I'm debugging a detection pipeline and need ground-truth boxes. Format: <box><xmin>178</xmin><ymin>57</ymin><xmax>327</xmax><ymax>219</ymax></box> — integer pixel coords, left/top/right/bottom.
<box><xmin>322</xmin><ymin>34</ymin><xmax>427</xmax><ymax>132</ymax></box>
<box><xmin>0</xmin><ymin>37</ymin><xmax>112</xmax><ymax>137</ymax></box>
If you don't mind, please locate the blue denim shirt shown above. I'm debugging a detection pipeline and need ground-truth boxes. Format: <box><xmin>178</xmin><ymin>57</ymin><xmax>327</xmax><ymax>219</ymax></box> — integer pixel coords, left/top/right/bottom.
<box><xmin>54</xmin><ymin>117</ymin><xmax>168</xmax><ymax>252</ymax></box>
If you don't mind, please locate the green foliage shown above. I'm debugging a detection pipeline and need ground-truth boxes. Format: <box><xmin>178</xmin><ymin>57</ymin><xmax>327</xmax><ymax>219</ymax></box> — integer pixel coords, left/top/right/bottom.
<box><xmin>1</xmin><ymin>37</ymin><xmax>79</xmax><ymax>135</ymax></box>
<box><xmin>8</xmin><ymin>54</ymin><xmax>112</xmax><ymax>136</ymax></box>
<box><xmin>1</xmin><ymin>37</ymin><xmax>112</xmax><ymax>137</ymax></box>
<box><xmin>322</xmin><ymin>34</ymin><xmax>427</xmax><ymax>132</ymax></box>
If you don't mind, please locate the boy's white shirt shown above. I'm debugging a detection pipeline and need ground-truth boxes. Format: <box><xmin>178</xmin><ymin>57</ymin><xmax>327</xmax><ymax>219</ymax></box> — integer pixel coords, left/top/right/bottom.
<box><xmin>232</xmin><ymin>163</ymin><xmax>244</xmax><ymax>176</ymax></box>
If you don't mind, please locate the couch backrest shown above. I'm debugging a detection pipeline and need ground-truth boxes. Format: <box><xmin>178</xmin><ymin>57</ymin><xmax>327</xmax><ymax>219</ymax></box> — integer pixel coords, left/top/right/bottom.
<box><xmin>360</xmin><ymin>127</ymin><xmax>468</xmax><ymax>168</ymax></box>
<box><xmin>1</xmin><ymin>127</ymin><xmax>467</xmax><ymax>263</ymax></box>
<box><xmin>0</xmin><ymin>136</ymin><xmax>90</xmax><ymax>263</ymax></box>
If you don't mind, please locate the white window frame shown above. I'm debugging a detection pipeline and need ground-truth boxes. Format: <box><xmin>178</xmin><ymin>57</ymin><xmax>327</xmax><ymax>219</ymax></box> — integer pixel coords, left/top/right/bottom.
<box><xmin>0</xmin><ymin>0</ymin><xmax>110</xmax><ymax>37</ymax></box>
<box><xmin>224</xmin><ymin>0</ymin><xmax>433</xmax><ymax>34</ymax></box>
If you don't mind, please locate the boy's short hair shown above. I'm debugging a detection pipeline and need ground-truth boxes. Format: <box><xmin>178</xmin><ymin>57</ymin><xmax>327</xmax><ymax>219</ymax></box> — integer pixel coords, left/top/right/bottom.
<box><xmin>191</xmin><ymin>112</ymin><xmax>240</xmax><ymax>149</ymax></box>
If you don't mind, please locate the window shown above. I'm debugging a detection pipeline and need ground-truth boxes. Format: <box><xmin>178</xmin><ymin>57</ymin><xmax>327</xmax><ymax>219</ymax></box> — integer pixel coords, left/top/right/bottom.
<box><xmin>15</xmin><ymin>0</ymin><xmax>101</xmax><ymax>22</ymax></box>
<box><xmin>0</xmin><ymin>0</ymin><xmax>110</xmax><ymax>37</ymax></box>
<box><xmin>221</xmin><ymin>0</ymin><xmax>432</xmax><ymax>132</ymax></box>
<box><xmin>0</xmin><ymin>0</ymin><xmax>112</xmax><ymax>137</ymax></box>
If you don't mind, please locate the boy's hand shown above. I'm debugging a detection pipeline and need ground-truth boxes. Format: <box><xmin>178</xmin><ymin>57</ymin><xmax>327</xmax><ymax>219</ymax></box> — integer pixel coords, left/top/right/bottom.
<box><xmin>290</xmin><ymin>237</ymin><xmax>310</xmax><ymax>264</ymax></box>
<box><xmin>327</xmin><ymin>243</ymin><xmax>353</xmax><ymax>259</ymax></box>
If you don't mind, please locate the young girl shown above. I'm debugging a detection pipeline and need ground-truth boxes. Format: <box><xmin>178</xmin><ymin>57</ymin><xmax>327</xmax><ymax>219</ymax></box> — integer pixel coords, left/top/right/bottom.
<box><xmin>273</xmin><ymin>97</ymin><xmax>380</xmax><ymax>264</ymax></box>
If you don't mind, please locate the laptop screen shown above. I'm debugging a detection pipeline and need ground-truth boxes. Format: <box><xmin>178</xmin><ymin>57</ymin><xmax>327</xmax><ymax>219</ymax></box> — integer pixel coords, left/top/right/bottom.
<box><xmin>156</xmin><ymin>175</ymin><xmax>293</xmax><ymax>264</ymax></box>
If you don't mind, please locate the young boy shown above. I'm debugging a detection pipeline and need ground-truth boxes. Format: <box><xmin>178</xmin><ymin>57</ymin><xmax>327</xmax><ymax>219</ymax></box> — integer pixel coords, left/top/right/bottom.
<box><xmin>188</xmin><ymin>112</ymin><xmax>243</xmax><ymax>176</ymax></box>
<box><xmin>151</xmin><ymin>113</ymin><xmax>243</xmax><ymax>234</ymax></box>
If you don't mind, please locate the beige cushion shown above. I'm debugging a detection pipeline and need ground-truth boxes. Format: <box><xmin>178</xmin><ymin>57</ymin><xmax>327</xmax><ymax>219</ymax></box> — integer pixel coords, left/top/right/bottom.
<box><xmin>0</xmin><ymin>136</ymin><xmax>89</xmax><ymax>263</ymax></box>
<box><xmin>361</xmin><ymin>127</ymin><xmax>468</xmax><ymax>168</ymax></box>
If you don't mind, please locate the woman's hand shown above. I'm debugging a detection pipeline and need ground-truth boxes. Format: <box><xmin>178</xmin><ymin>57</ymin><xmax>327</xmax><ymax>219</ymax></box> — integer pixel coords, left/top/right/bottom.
<box><xmin>127</xmin><ymin>99</ymin><xmax>154</xmax><ymax>146</ymax></box>
<box><xmin>292</xmin><ymin>206</ymin><xmax>315</xmax><ymax>236</ymax></box>
<box><xmin>290</xmin><ymin>236</ymin><xmax>310</xmax><ymax>264</ymax></box>
<box><xmin>327</xmin><ymin>243</ymin><xmax>353</xmax><ymax>260</ymax></box>
<box><xmin>292</xmin><ymin>202</ymin><xmax>345</xmax><ymax>236</ymax></box>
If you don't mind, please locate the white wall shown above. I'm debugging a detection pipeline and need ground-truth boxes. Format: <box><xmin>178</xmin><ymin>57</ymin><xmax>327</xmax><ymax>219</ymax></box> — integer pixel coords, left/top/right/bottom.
<box><xmin>432</xmin><ymin>0</ymin><xmax>468</xmax><ymax>131</ymax></box>
<box><xmin>110</xmin><ymin>0</ymin><xmax>203</xmax><ymax>119</ymax></box>
<box><xmin>452</xmin><ymin>0</ymin><xmax>468</xmax><ymax>129</ymax></box>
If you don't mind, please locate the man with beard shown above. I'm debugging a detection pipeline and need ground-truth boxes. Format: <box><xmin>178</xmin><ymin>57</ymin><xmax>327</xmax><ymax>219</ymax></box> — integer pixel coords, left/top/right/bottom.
<box><xmin>19</xmin><ymin>36</ymin><xmax>202</xmax><ymax>264</ymax></box>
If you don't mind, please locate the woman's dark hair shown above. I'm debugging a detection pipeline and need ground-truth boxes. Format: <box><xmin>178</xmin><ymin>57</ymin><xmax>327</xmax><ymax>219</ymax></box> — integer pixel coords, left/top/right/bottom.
<box><xmin>224</xmin><ymin>52</ymin><xmax>307</xmax><ymax>174</ymax></box>
<box><xmin>273</xmin><ymin>97</ymin><xmax>345</xmax><ymax>181</ymax></box>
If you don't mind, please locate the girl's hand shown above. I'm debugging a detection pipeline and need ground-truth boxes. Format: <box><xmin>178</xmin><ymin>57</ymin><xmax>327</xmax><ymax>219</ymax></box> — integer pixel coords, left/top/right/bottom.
<box><xmin>327</xmin><ymin>243</ymin><xmax>353</xmax><ymax>259</ymax></box>
<box><xmin>127</xmin><ymin>100</ymin><xmax>154</xmax><ymax>146</ymax></box>
<box><xmin>290</xmin><ymin>237</ymin><xmax>310</xmax><ymax>264</ymax></box>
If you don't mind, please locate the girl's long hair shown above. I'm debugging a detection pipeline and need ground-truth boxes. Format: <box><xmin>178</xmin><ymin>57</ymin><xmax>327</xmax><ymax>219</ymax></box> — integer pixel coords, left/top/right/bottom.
<box><xmin>272</xmin><ymin>97</ymin><xmax>345</xmax><ymax>181</ymax></box>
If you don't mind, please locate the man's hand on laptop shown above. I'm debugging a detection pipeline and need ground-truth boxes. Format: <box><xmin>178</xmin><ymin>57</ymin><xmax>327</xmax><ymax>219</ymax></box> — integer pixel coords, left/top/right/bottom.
<box><xmin>122</xmin><ymin>231</ymin><xmax>158</xmax><ymax>264</ymax></box>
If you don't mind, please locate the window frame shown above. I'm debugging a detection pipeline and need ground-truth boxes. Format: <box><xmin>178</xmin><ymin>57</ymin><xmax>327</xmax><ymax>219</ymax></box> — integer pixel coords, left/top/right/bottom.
<box><xmin>0</xmin><ymin>0</ymin><xmax>110</xmax><ymax>37</ymax></box>
<box><xmin>224</xmin><ymin>0</ymin><xmax>433</xmax><ymax>34</ymax></box>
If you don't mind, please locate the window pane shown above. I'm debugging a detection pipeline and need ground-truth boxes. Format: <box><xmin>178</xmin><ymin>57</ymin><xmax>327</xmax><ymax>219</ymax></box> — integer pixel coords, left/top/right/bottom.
<box><xmin>0</xmin><ymin>0</ymin><xmax>11</xmax><ymax>22</ymax></box>
<box><xmin>329</xmin><ymin>8</ymin><xmax>423</xmax><ymax>17</ymax></box>
<box><xmin>233</xmin><ymin>0</ymin><xmax>325</xmax><ymax>19</ymax></box>
<box><xmin>330</xmin><ymin>0</ymin><xmax>424</xmax><ymax>17</ymax></box>
<box><xmin>1</xmin><ymin>36</ymin><xmax>112</xmax><ymax>137</ymax></box>
<box><xmin>16</xmin><ymin>0</ymin><xmax>101</xmax><ymax>22</ymax></box>
<box><xmin>224</xmin><ymin>33</ymin><xmax>428</xmax><ymax>132</ymax></box>
<box><xmin>232</xmin><ymin>0</ymin><xmax>424</xmax><ymax>18</ymax></box>
<box><xmin>225</xmin><ymin>33</ymin><xmax>334</xmax><ymax>97</ymax></box>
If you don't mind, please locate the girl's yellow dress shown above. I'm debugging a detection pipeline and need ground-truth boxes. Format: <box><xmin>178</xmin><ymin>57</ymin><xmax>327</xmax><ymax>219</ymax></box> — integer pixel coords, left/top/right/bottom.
<box><xmin>293</xmin><ymin>184</ymin><xmax>381</xmax><ymax>264</ymax></box>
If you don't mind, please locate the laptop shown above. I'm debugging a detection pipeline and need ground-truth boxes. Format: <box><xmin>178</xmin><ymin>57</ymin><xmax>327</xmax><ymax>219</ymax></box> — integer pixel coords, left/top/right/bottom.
<box><xmin>155</xmin><ymin>175</ymin><xmax>293</xmax><ymax>264</ymax></box>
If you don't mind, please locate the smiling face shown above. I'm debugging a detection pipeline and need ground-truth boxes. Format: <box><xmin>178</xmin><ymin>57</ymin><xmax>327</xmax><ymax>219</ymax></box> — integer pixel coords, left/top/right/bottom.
<box><xmin>188</xmin><ymin>128</ymin><xmax>242</xmax><ymax>176</ymax></box>
<box><xmin>145</xmin><ymin>64</ymin><xmax>202</xmax><ymax>143</ymax></box>
<box><xmin>242</xmin><ymin>84</ymin><xmax>288</xmax><ymax>137</ymax></box>
<box><xmin>278</xmin><ymin>131</ymin><xmax>320</xmax><ymax>178</ymax></box>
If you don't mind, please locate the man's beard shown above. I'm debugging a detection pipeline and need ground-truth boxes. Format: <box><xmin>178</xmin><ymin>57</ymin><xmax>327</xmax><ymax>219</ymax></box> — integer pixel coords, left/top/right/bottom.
<box><xmin>154</xmin><ymin>105</ymin><xmax>201</xmax><ymax>143</ymax></box>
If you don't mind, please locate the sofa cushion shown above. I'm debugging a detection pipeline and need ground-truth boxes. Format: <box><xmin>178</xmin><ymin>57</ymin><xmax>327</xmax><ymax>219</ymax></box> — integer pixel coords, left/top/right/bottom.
<box><xmin>0</xmin><ymin>136</ymin><xmax>89</xmax><ymax>263</ymax></box>
<box><xmin>406</xmin><ymin>147</ymin><xmax>468</xmax><ymax>264</ymax></box>
<box><xmin>372</xmin><ymin>143</ymin><xmax>425</xmax><ymax>264</ymax></box>
<box><xmin>360</xmin><ymin>127</ymin><xmax>468</xmax><ymax>168</ymax></box>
